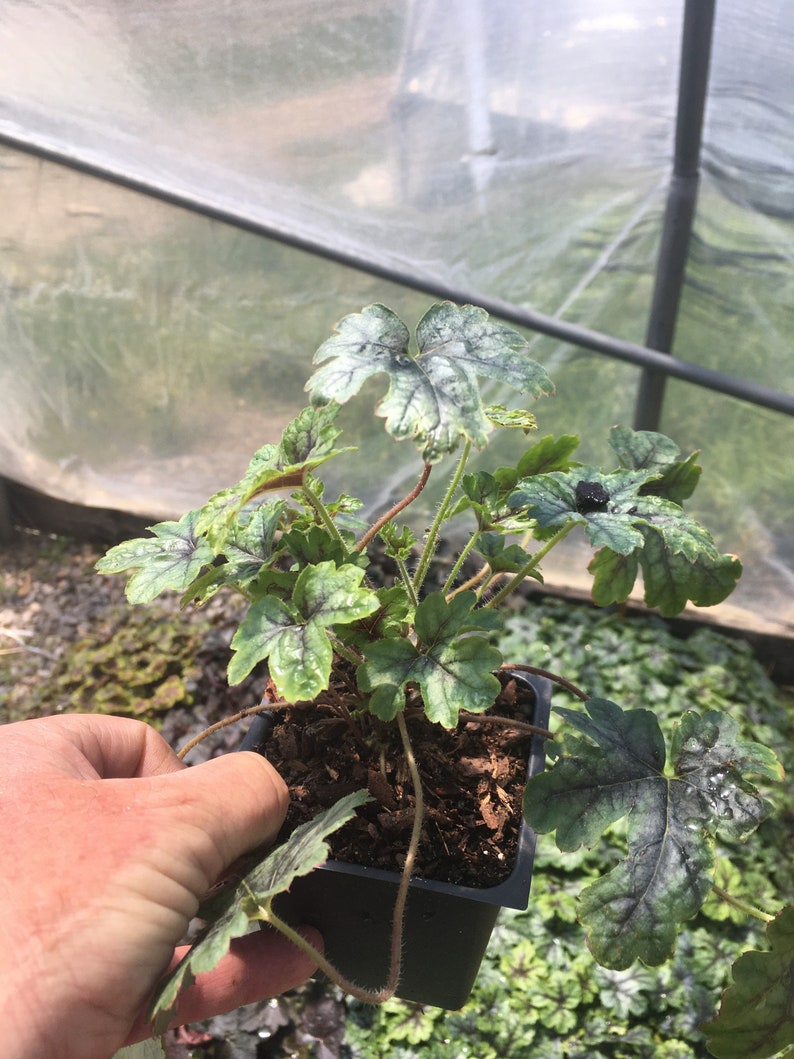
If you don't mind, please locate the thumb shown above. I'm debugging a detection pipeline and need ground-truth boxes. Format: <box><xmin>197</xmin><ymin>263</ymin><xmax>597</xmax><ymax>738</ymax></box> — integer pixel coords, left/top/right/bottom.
<box><xmin>154</xmin><ymin>751</ymin><xmax>289</xmax><ymax>883</ymax></box>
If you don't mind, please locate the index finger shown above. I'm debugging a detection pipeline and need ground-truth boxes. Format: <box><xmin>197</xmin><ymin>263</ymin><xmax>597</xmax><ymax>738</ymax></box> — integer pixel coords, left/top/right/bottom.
<box><xmin>5</xmin><ymin>713</ymin><xmax>186</xmax><ymax>781</ymax></box>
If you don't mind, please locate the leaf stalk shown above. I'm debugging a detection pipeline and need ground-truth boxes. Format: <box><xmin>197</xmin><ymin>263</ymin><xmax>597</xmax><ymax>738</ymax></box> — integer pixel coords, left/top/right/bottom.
<box><xmin>711</xmin><ymin>884</ymin><xmax>775</xmax><ymax>923</ymax></box>
<box><xmin>485</xmin><ymin>521</ymin><xmax>577</xmax><ymax>609</ymax></box>
<box><xmin>413</xmin><ymin>441</ymin><xmax>471</xmax><ymax>595</ymax></box>
<box><xmin>356</xmin><ymin>463</ymin><xmax>432</xmax><ymax>553</ymax></box>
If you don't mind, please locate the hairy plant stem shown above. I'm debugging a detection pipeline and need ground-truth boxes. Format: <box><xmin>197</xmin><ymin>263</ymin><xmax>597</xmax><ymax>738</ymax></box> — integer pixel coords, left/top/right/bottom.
<box><xmin>485</xmin><ymin>521</ymin><xmax>577</xmax><ymax>609</ymax></box>
<box><xmin>413</xmin><ymin>441</ymin><xmax>471</xmax><ymax>596</ymax></box>
<box><xmin>446</xmin><ymin>560</ymin><xmax>490</xmax><ymax>599</ymax></box>
<box><xmin>458</xmin><ymin>709</ymin><xmax>554</xmax><ymax>740</ymax></box>
<box><xmin>176</xmin><ymin>700</ymin><xmax>281</xmax><ymax>760</ymax></box>
<box><xmin>396</xmin><ymin>554</ymin><xmax>419</xmax><ymax>607</ymax></box>
<box><xmin>258</xmin><ymin>709</ymin><xmax>424</xmax><ymax>1004</ymax></box>
<box><xmin>711</xmin><ymin>884</ymin><xmax>775</xmax><ymax>923</ymax></box>
<box><xmin>501</xmin><ymin>662</ymin><xmax>588</xmax><ymax>702</ymax></box>
<box><xmin>301</xmin><ymin>479</ymin><xmax>348</xmax><ymax>552</ymax></box>
<box><xmin>442</xmin><ymin>528</ymin><xmax>484</xmax><ymax>597</ymax></box>
<box><xmin>356</xmin><ymin>463</ymin><xmax>432</xmax><ymax>553</ymax></box>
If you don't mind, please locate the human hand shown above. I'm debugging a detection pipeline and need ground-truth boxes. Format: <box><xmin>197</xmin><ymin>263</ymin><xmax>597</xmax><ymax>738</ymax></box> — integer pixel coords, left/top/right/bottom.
<box><xmin>0</xmin><ymin>713</ymin><xmax>319</xmax><ymax>1059</ymax></box>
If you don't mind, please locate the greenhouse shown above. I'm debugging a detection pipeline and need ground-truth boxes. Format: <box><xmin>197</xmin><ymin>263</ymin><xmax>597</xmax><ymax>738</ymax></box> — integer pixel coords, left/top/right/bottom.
<box><xmin>1</xmin><ymin>2</ymin><xmax>793</xmax><ymax>1058</ymax></box>
<box><xmin>2</xmin><ymin>0</ymin><xmax>792</xmax><ymax>635</ymax></box>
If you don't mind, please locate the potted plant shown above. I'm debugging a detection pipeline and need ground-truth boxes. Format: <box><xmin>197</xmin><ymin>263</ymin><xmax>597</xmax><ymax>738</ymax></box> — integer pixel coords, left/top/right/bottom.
<box><xmin>97</xmin><ymin>302</ymin><xmax>783</xmax><ymax>1036</ymax></box>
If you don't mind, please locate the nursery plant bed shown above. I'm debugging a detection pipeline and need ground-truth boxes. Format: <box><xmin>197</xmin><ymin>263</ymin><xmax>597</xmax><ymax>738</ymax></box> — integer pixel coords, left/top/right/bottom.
<box><xmin>95</xmin><ymin>302</ymin><xmax>775</xmax><ymax>1044</ymax></box>
<box><xmin>240</xmin><ymin>670</ymin><xmax>551</xmax><ymax>1009</ymax></box>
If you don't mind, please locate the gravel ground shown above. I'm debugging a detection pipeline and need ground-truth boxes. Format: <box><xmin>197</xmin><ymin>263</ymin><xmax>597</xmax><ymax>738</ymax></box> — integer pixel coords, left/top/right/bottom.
<box><xmin>1</xmin><ymin>531</ymin><xmax>129</xmax><ymax>716</ymax></box>
<box><xmin>0</xmin><ymin>529</ymin><xmax>261</xmax><ymax>741</ymax></box>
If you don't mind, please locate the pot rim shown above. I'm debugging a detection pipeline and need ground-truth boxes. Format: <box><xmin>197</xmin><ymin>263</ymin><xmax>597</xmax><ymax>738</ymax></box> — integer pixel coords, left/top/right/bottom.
<box><xmin>240</xmin><ymin>668</ymin><xmax>552</xmax><ymax>911</ymax></box>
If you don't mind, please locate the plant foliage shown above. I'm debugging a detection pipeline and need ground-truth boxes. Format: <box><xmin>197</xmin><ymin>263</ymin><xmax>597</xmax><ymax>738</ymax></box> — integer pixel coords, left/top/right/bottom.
<box><xmin>508</xmin><ymin>426</ymin><xmax>742</xmax><ymax>617</ymax></box>
<box><xmin>306</xmin><ymin>302</ymin><xmax>554</xmax><ymax>462</ymax></box>
<box><xmin>524</xmin><ymin>701</ymin><xmax>782</xmax><ymax>968</ymax></box>
<box><xmin>703</xmin><ymin>905</ymin><xmax>794</xmax><ymax>1059</ymax></box>
<box><xmin>98</xmin><ymin>304</ymin><xmax>741</xmax><ymax>729</ymax></box>
<box><xmin>95</xmin><ymin>303</ymin><xmax>781</xmax><ymax>1049</ymax></box>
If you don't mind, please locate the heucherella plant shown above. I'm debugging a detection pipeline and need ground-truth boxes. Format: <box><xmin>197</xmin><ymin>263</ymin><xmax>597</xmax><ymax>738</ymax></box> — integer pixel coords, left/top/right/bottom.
<box><xmin>97</xmin><ymin>302</ymin><xmax>785</xmax><ymax>1053</ymax></box>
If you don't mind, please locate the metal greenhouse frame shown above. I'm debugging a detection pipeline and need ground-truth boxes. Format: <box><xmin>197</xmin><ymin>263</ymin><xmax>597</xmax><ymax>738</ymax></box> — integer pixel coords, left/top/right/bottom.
<box><xmin>1</xmin><ymin>0</ymin><xmax>792</xmax><ymax>634</ymax></box>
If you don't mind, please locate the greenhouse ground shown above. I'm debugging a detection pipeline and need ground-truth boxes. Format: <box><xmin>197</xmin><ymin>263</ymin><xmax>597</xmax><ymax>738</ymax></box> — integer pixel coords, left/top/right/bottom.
<box><xmin>1</xmin><ymin>528</ymin><xmax>792</xmax><ymax>1058</ymax></box>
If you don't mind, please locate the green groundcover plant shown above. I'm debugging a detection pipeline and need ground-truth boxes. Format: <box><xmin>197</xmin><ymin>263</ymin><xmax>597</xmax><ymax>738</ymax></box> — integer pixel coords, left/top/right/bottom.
<box><xmin>97</xmin><ymin>303</ymin><xmax>791</xmax><ymax>1057</ymax></box>
<box><xmin>344</xmin><ymin>603</ymin><xmax>794</xmax><ymax>1058</ymax></box>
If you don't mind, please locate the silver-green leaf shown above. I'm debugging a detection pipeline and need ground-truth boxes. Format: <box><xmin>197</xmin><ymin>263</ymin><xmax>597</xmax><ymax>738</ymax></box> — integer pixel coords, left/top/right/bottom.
<box><xmin>306</xmin><ymin>302</ymin><xmax>554</xmax><ymax>462</ymax></box>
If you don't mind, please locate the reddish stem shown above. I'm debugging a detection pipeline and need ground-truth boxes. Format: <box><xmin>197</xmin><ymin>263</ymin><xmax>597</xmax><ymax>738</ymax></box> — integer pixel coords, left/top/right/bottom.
<box><xmin>501</xmin><ymin>662</ymin><xmax>588</xmax><ymax>702</ymax></box>
<box><xmin>356</xmin><ymin>463</ymin><xmax>432</xmax><ymax>552</ymax></box>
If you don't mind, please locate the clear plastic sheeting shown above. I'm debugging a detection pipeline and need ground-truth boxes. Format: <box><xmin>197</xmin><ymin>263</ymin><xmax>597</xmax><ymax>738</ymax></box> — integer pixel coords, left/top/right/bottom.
<box><xmin>0</xmin><ymin>0</ymin><xmax>793</xmax><ymax>634</ymax></box>
<box><xmin>0</xmin><ymin>0</ymin><xmax>682</xmax><ymax>291</ymax></box>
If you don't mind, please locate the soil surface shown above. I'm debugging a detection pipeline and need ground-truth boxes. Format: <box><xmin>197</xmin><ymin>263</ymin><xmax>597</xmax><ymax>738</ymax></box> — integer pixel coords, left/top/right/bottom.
<box><xmin>263</xmin><ymin>671</ymin><xmax>540</xmax><ymax>889</ymax></box>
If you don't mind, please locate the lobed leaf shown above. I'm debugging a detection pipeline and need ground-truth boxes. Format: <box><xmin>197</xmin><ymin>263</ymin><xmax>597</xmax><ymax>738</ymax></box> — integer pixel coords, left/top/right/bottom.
<box><xmin>523</xmin><ymin>701</ymin><xmax>781</xmax><ymax>969</ymax></box>
<box><xmin>185</xmin><ymin>501</ymin><xmax>288</xmax><ymax>600</ymax></box>
<box><xmin>149</xmin><ymin>791</ymin><xmax>369</xmax><ymax>1033</ymax></box>
<box><xmin>702</xmin><ymin>905</ymin><xmax>794</xmax><ymax>1059</ymax></box>
<box><xmin>510</xmin><ymin>467</ymin><xmax>654</xmax><ymax>554</ymax></box>
<box><xmin>306</xmin><ymin>302</ymin><xmax>554</xmax><ymax>462</ymax></box>
<box><xmin>95</xmin><ymin>511</ymin><xmax>214</xmax><ymax>604</ymax></box>
<box><xmin>510</xmin><ymin>463</ymin><xmax>741</xmax><ymax>615</ymax></box>
<box><xmin>228</xmin><ymin>562</ymin><xmax>380</xmax><ymax>697</ymax></box>
<box><xmin>358</xmin><ymin>591</ymin><xmax>502</xmax><ymax>726</ymax></box>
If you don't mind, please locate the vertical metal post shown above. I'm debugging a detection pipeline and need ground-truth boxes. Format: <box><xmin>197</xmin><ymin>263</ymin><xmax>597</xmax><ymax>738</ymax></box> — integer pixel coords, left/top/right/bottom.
<box><xmin>633</xmin><ymin>0</ymin><xmax>717</xmax><ymax>431</ymax></box>
<box><xmin>0</xmin><ymin>479</ymin><xmax>13</xmax><ymax>542</ymax></box>
<box><xmin>461</xmin><ymin>0</ymin><xmax>496</xmax><ymax>196</ymax></box>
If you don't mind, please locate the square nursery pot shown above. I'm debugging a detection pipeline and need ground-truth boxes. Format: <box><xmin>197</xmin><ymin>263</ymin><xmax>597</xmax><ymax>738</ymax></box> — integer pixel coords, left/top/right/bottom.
<box><xmin>239</xmin><ymin>670</ymin><xmax>551</xmax><ymax>1010</ymax></box>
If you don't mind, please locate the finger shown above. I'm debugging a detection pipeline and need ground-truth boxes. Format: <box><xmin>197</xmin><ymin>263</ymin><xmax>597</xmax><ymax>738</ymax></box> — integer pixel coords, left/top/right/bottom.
<box><xmin>7</xmin><ymin>713</ymin><xmax>183</xmax><ymax>781</ymax></box>
<box><xmin>84</xmin><ymin>715</ymin><xmax>185</xmax><ymax>777</ymax></box>
<box><xmin>125</xmin><ymin>926</ymin><xmax>322</xmax><ymax>1044</ymax></box>
<box><xmin>157</xmin><ymin>751</ymin><xmax>289</xmax><ymax>874</ymax></box>
<box><xmin>17</xmin><ymin>717</ymin><xmax>289</xmax><ymax>890</ymax></box>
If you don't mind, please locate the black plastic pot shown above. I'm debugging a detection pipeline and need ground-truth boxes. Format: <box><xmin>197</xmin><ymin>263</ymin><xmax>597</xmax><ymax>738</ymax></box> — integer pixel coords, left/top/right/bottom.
<box><xmin>239</xmin><ymin>670</ymin><xmax>551</xmax><ymax>1009</ymax></box>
